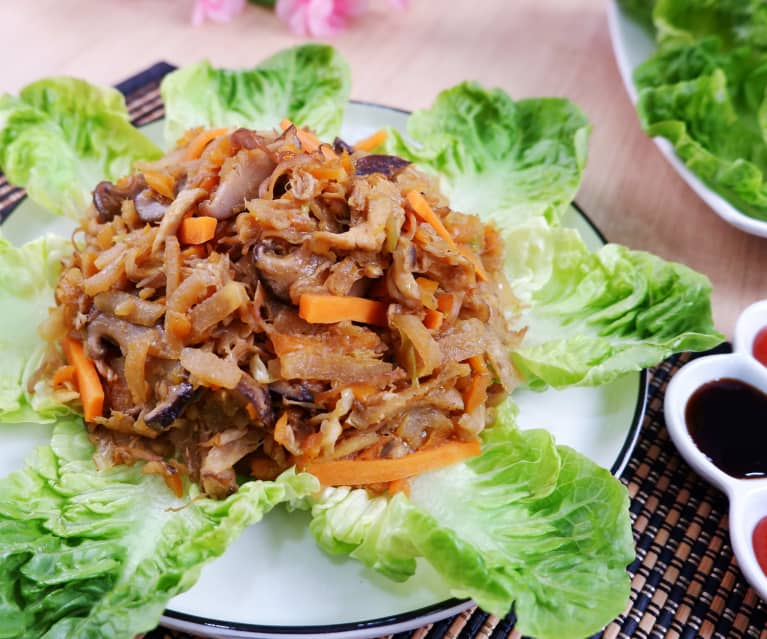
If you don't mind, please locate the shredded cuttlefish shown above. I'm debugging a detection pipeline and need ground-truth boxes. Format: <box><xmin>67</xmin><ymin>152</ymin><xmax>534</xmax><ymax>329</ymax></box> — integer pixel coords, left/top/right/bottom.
<box><xmin>37</xmin><ymin>123</ymin><xmax>525</xmax><ymax>499</ymax></box>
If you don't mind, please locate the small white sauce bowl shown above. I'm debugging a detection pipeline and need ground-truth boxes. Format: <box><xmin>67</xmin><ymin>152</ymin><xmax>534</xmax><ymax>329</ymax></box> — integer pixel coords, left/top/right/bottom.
<box><xmin>665</xmin><ymin>300</ymin><xmax>767</xmax><ymax>602</ymax></box>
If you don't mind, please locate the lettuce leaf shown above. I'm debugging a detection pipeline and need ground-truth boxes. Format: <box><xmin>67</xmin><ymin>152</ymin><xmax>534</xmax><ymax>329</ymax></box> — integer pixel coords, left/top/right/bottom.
<box><xmin>307</xmin><ymin>402</ymin><xmax>634</xmax><ymax>639</ymax></box>
<box><xmin>623</xmin><ymin>0</ymin><xmax>767</xmax><ymax>219</ymax></box>
<box><xmin>0</xmin><ymin>417</ymin><xmax>319</xmax><ymax>639</ymax></box>
<box><xmin>501</xmin><ymin>221</ymin><xmax>723</xmax><ymax>389</ymax></box>
<box><xmin>0</xmin><ymin>78</ymin><xmax>161</xmax><ymax>219</ymax></box>
<box><xmin>0</xmin><ymin>232</ymin><xmax>72</xmax><ymax>423</ymax></box>
<box><xmin>161</xmin><ymin>44</ymin><xmax>351</xmax><ymax>145</ymax></box>
<box><xmin>381</xmin><ymin>81</ymin><xmax>590</xmax><ymax>227</ymax></box>
<box><xmin>650</xmin><ymin>0</ymin><xmax>767</xmax><ymax>46</ymax></box>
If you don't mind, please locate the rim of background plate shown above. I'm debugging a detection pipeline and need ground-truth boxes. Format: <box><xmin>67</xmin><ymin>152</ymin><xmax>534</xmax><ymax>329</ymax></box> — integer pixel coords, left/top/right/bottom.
<box><xmin>0</xmin><ymin>100</ymin><xmax>648</xmax><ymax>638</ymax></box>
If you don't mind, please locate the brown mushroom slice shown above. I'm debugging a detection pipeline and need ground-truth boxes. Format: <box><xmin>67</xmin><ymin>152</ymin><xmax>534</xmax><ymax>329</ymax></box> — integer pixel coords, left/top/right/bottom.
<box><xmin>92</xmin><ymin>175</ymin><xmax>146</xmax><ymax>223</ymax></box>
<box><xmin>254</xmin><ymin>242</ymin><xmax>331</xmax><ymax>303</ymax></box>
<box><xmin>237</xmin><ymin>373</ymin><xmax>274</xmax><ymax>426</ymax></box>
<box><xmin>332</xmin><ymin>137</ymin><xmax>355</xmax><ymax>155</ymax></box>
<box><xmin>230</xmin><ymin>128</ymin><xmax>268</xmax><ymax>151</ymax></box>
<box><xmin>199</xmin><ymin>149</ymin><xmax>276</xmax><ymax>220</ymax></box>
<box><xmin>133</xmin><ymin>189</ymin><xmax>169</xmax><ymax>222</ymax></box>
<box><xmin>85</xmin><ymin>313</ymin><xmax>162</xmax><ymax>358</ymax></box>
<box><xmin>354</xmin><ymin>154</ymin><xmax>411</xmax><ymax>178</ymax></box>
<box><xmin>143</xmin><ymin>382</ymin><xmax>195</xmax><ymax>431</ymax></box>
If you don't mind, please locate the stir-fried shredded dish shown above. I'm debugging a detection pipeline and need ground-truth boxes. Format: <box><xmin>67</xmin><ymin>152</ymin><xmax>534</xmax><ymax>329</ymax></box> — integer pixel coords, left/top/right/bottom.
<box><xmin>39</xmin><ymin>122</ymin><xmax>523</xmax><ymax>498</ymax></box>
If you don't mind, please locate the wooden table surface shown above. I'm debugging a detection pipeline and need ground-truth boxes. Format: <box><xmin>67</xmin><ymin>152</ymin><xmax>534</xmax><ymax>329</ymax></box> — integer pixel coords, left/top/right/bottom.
<box><xmin>3</xmin><ymin>0</ymin><xmax>765</xmax><ymax>338</ymax></box>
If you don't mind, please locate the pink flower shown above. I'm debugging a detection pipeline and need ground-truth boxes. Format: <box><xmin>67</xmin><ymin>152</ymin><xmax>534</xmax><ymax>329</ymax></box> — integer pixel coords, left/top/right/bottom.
<box><xmin>192</xmin><ymin>0</ymin><xmax>247</xmax><ymax>26</ymax></box>
<box><xmin>275</xmin><ymin>0</ymin><xmax>368</xmax><ymax>37</ymax></box>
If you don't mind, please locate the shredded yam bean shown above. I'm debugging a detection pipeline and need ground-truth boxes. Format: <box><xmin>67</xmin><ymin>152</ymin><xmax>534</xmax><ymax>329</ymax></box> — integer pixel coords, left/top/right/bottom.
<box><xmin>41</xmin><ymin>124</ymin><xmax>523</xmax><ymax>498</ymax></box>
<box><xmin>180</xmin><ymin>348</ymin><xmax>242</xmax><ymax>389</ymax></box>
<box><xmin>190</xmin><ymin>282</ymin><xmax>248</xmax><ymax>335</ymax></box>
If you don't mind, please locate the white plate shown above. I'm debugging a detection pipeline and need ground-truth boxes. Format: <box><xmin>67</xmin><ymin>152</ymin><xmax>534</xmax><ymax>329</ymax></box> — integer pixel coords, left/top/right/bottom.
<box><xmin>0</xmin><ymin>102</ymin><xmax>646</xmax><ymax>639</ymax></box>
<box><xmin>607</xmin><ymin>1</ymin><xmax>767</xmax><ymax>238</ymax></box>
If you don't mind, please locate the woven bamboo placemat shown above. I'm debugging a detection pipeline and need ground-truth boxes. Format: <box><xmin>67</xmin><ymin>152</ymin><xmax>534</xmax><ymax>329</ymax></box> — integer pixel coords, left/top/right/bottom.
<box><xmin>3</xmin><ymin>63</ymin><xmax>766</xmax><ymax>639</ymax></box>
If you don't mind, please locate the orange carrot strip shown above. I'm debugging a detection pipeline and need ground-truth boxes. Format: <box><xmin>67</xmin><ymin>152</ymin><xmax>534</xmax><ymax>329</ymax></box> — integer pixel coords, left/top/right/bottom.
<box><xmin>436</xmin><ymin>293</ymin><xmax>456</xmax><ymax>314</ymax></box>
<box><xmin>80</xmin><ymin>253</ymin><xmax>98</xmax><ymax>277</ymax></box>
<box><xmin>310</xmin><ymin>166</ymin><xmax>344</xmax><ymax>180</ymax></box>
<box><xmin>159</xmin><ymin>463</ymin><xmax>185</xmax><ymax>498</ymax></box>
<box><xmin>296</xmin><ymin>128</ymin><xmax>321</xmax><ymax>153</ymax></box>
<box><xmin>415</xmin><ymin>277</ymin><xmax>439</xmax><ymax>296</ymax></box>
<box><xmin>304</xmin><ymin>440</ymin><xmax>481</xmax><ymax>486</ymax></box>
<box><xmin>142</xmin><ymin>170</ymin><xmax>176</xmax><ymax>200</ymax></box>
<box><xmin>354</xmin><ymin>129</ymin><xmax>388</xmax><ymax>152</ymax></box>
<box><xmin>273</xmin><ymin>411</ymin><xmax>290</xmax><ymax>448</ymax></box>
<box><xmin>388</xmin><ymin>478</ymin><xmax>411</xmax><ymax>497</ymax></box>
<box><xmin>346</xmin><ymin>382</ymin><xmax>378</xmax><ymax>401</ymax></box>
<box><xmin>423</xmin><ymin>309</ymin><xmax>444</xmax><ymax>331</ymax></box>
<box><xmin>406</xmin><ymin>191</ymin><xmax>457</xmax><ymax>248</ymax></box>
<box><xmin>340</xmin><ymin>151</ymin><xmax>353</xmax><ymax>173</ymax></box>
<box><xmin>467</xmin><ymin>355</ymin><xmax>488</xmax><ymax>375</ymax></box>
<box><xmin>175</xmin><ymin>128</ymin><xmax>200</xmax><ymax>148</ymax></box>
<box><xmin>301</xmin><ymin>432</ymin><xmax>324</xmax><ymax>460</ymax></box>
<box><xmin>198</xmin><ymin>175</ymin><xmax>219</xmax><ymax>192</ymax></box>
<box><xmin>458</xmin><ymin>245</ymin><xmax>489</xmax><ymax>282</ymax></box>
<box><xmin>62</xmin><ymin>337</ymin><xmax>104</xmax><ymax>421</ymax></box>
<box><xmin>416</xmin><ymin>276</ymin><xmax>439</xmax><ymax>309</ymax></box>
<box><xmin>51</xmin><ymin>365</ymin><xmax>76</xmax><ymax>388</ymax></box>
<box><xmin>463</xmin><ymin>374</ymin><xmax>491</xmax><ymax>414</ymax></box>
<box><xmin>320</xmin><ymin>144</ymin><xmax>338</xmax><ymax>161</ymax></box>
<box><xmin>179</xmin><ymin>216</ymin><xmax>217</xmax><ymax>245</ymax></box>
<box><xmin>164</xmin><ymin>473</ymin><xmax>184</xmax><ymax>499</ymax></box>
<box><xmin>279</xmin><ymin>118</ymin><xmax>320</xmax><ymax>152</ymax></box>
<box><xmin>208</xmin><ymin>136</ymin><xmax>234</xmax><ymax>167</ymax></box>
<box><xmin>181</xmin><ymin>245</ymin><xmax>207</xmax><ymax>260</ymax></box>
<box><xmin>298</xmin><ymin>294</ymin><xmax>388</xmax><ymax>327</ymax></box>
<box><xmin>184</xmin><ymin>128</ymin><xmax>229</xmax><ymax>161</ymax></box>
<box><xmin>402</xmin><ymin>210</ymin><xmax>417</xmax><ymax>235</ymax></box>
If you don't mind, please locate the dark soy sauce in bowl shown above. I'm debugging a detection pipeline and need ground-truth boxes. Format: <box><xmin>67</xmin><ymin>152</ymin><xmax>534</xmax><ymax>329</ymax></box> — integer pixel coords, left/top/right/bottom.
<box><xmin>685</xmin><ymin>377</ymin><xmax>767</xmax><ymax>479</ymax></box>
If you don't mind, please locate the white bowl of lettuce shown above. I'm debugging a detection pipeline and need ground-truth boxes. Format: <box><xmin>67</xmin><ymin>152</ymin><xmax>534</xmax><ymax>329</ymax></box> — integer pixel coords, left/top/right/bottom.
<box><xmin>0</xmin><ymin>45</ymin><xmax>724</xmax><ymax>639</ymax></box>
<box><xmin>608</xmin><ymin>0</ymin><xmax>767</xmax><ymax>238</ymax></box>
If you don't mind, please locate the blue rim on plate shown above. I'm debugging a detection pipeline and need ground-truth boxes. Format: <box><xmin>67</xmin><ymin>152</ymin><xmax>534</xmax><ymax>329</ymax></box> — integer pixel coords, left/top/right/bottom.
<box><xmin>0</xmin><ymin>101</ymin><xmax>648</xmax><ymax>639</ymax></box>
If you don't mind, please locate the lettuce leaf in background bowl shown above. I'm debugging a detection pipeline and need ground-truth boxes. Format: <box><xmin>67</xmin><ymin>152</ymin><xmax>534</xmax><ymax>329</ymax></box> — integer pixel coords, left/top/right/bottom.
<box><xmin>621</xmin><ymin>0</ymin><xmax>767</xmax><ymax>220</ymax></box>
<box><xmin>0</xmin><ymin>78</ymin><xmax>161</xmax><ymax>219</ymax></box>
<box><xmin>160</xmin><ymin>44</ymin><xmax>351</xmax><ymax>145</ymax></box>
